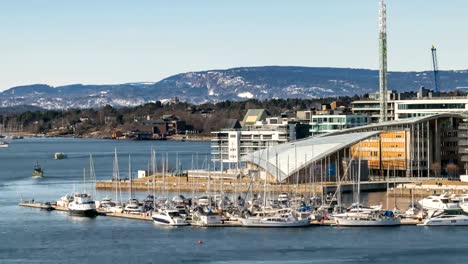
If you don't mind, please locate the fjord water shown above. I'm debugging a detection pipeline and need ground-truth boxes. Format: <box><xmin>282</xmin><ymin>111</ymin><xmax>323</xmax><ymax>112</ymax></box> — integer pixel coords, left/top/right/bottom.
<box><xmin>1</xmin><ymin>138</ymin><xmax>468</xmax><ymax>263</ymax></box>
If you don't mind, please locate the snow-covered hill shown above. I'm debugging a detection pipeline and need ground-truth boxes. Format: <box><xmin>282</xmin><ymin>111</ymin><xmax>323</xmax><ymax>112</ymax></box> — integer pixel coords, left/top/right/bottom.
<box><xmin>1</xmin><ymin>66</ymin><xmax>467</xmax><ymax>109</ymax></box>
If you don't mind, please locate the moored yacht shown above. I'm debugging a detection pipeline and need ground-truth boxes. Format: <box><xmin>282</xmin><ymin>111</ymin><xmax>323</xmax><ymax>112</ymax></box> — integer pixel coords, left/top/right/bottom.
<box><xmin>152</xmin><ymin>209</ymin><xmax>188</xmax><ymax>226</ymax></box>
<box><xmin>67</xmin><ymin>193</ymin><xmax>97</xmax><ymax>217</ymax></box>
<box><xmin>334</xmin><ymin>210</ymin><xmax>401</xmax><ymax>227</ymax></box>
<box><xmin>124</xmin><ymin>198</ymin><xmax>142</xmax><ymax>214</ymax></box>
<box><xmin>0</xmin><ymin>141</ymin><xmax>9</xmax><ymax>148</ymax></box>
<box><xmin>57</xmin><ymin>194</ymin><xmax>74</xmax><ymax>208</ymax></box>
<box><xmin>96</xmin><ymin>197</ymin><xmax>116</xmax><ymax>210</ymax></box>
<box><xmin>418</xmin><ymin>194</ymin><xmax>459</xmax><ymax>210</ymax></box>
<box><xmin>191</xmin><ymin>207</ymin><xmax>222</xmax><ymax>225</ymax></box>
<box><xmin>418</xmin><ymin>209</ymin><xmax>468</xmax><ymax>226</ymax></box>
<box><xmin>240</xmin><ymin>208</ymin><xmax>310</xmax><ymax>228</ymax></box>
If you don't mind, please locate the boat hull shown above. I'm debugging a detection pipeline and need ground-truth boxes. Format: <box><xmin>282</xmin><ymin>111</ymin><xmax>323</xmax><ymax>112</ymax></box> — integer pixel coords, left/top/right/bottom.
<box><xmin>418</xmin><ymin>217</ymin><xmax>468</xmax><ymax>226</ymax></box>
<box><xmin>69</xmin><ymin>209</ymin><xmax>98</xmax><ymax>217</ymax></box>
<box><xmin>240</xmin><ymin>218</ymin><xmax>310</xmax><ymax>228</ymax></box>
<box><xmin>334</xmin><ymin>217</ymin><xmax>401</xmax><ymax>227</ymax></box>
<box><xmin>152</xmin><ymin>216</ymin><xmax>188</xmax><ymax>226</ymax></box>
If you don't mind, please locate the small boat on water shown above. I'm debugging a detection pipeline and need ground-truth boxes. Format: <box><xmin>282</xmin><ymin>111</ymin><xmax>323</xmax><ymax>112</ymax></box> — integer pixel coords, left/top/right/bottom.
<box><xmin>68</xmin><ymin>193</ymin><xmax>97</xmax><ymax>217</ymax></box>
<box><xmin>418</xmin><ymin>209</ymin><xmax>468</xmax><ymax>226</ymax></box>
<box><xmin>32</xmin><ymin>162</ymin><xmax>43</xmax><ymax>178</ymax></box>
<box><xmin>152</xmin><ymin>209</ymin><xmax>189</xmax><ymax>226</ymax></box>
<box><xmin>0</xmin><ymin>141</ymin><xmax>9</xmax><ymax>148</ymax></box>
<box><xmin>54</xmin><ymin>152</ymin><xmax>67</xmax><ymax>160</ymax></box>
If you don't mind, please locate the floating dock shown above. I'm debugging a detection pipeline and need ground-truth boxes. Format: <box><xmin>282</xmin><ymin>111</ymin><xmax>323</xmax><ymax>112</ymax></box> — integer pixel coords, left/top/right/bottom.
<box><xmin>18</xmin><ymin>201</ymin><xmax>422</xmax><ymax>226</ymax></box>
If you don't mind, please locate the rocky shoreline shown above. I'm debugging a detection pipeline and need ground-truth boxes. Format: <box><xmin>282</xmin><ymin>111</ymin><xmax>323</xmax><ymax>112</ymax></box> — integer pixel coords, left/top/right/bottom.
<box><xmin>3</xmin><ymin>131</ymin><xmax>212</xmax><ymax>142</ymax></box>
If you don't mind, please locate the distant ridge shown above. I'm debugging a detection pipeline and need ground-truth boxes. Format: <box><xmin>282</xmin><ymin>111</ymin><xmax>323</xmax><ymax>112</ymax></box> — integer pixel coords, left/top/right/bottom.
<box><xmin>1</xmin><ymin>66</ymin><xmax>468</xmax><ymax>109</ymax></box>
<box><xmin>0</xmin><ymin>105</ymin><xmax>45</xmax><ymax>114</ymax></box>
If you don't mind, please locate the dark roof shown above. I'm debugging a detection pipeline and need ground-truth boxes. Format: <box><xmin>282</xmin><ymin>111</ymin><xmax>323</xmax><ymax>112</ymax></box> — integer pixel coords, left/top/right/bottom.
<box><xmin>223</xmin><ymin>119</ymin><xmax>242</xmax><ymax>129</ymax></box>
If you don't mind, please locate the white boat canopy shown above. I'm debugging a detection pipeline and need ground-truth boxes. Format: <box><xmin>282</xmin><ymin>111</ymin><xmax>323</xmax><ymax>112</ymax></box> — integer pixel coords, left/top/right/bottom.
<box><xmin>242</xmin><ymin>131</ymin><xmax>381</xmax><ymax>182</ymax></box>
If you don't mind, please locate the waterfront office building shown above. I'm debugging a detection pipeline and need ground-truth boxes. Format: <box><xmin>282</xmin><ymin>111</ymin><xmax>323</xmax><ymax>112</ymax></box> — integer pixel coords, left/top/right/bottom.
<box><xmin>245</xmin><ymin>114</ymin><xmax>463</xmax><ymax>182</ymax></box>
<box><xmin>211</xmin><ymin>117</ymin><xmax>310</xmax><ymax>164</ymax></box>
<box><xmin>310</xmin><ymin>114</ymin><xmax>369</xmax><ymax>135</ymax></box>
<box><xmin>352</xmin><ymin>90</ymin><xmax>468</xmax><ymax>122</ymax></box>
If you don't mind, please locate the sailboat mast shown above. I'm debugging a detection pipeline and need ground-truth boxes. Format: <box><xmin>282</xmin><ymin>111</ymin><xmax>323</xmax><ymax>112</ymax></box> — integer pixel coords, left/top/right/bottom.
<box><xmin>152</xmin><ymin>148</ymin><xmax>156</xmax><ymax>209</ymax></box>
<box><xmin>208</xmin><ymin>159</ymin><xmax>211</xmax><ymax>210</ymax></box>
<box><xmin>357</xmin><ymin>142</ymin><xmax>362</xmax><ymax>211</ymax></box>
<box><xmin>89</xmin><ymin>153</ymin><xmax>96</xmax><ymax>198</ymax></box>
<box><xmin>263</xmin><ymin>145</ymin><xmax>269</xmax><ymax>207</ymax></box>
<box><xmin>83</xmin><ymin>167</ymin><xmax>86</xmax><ymax>193</ymax></box>
<box><xmin>128</xmin><ymin>154</ymin><xmax>132</xmax><ymax>200</ymax></box>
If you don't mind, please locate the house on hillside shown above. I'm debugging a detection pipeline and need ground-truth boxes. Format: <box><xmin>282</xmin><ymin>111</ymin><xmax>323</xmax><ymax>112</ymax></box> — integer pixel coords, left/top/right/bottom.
<box><xmin>140</xmin><ymin>115</ymin><xmax>186</xmax><ymax>138</ymax></box>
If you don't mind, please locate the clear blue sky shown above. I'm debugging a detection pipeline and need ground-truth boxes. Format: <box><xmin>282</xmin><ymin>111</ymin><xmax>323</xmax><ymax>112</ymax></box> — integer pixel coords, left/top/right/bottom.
<box><xmin>1</xmin><ymin>0</ymin><xmax>467</xmax><ymax>90</ymax></box>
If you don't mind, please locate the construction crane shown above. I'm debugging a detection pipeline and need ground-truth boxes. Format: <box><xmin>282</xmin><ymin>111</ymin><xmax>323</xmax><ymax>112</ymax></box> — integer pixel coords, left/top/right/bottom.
<box><xmin>431</xmin><ymin>45</ymin><xmax>440</xmax><ymax>93</ymax></box>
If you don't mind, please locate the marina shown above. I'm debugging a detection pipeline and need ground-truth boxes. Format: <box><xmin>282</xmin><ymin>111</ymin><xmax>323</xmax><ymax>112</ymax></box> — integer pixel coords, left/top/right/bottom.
<box><xmin>17</xmin><ymin>201</ymin><xmax>423</xmax><ymax>226</ymax></box>
<box><xmin>4</xmin><ymin>137</ymin><xmax>468</xmax><ymax>263</ymax></box>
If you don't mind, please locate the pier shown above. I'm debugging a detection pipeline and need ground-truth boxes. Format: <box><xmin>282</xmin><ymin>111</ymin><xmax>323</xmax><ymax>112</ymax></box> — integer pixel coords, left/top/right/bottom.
<box><xmin>394</xmin><ymin>179</ymin><xmax>468</xmax><ymax>197</ymax></box>
<box><xmin>96</xmin><ymin>175</ymin><xmax>433</xmax><ymax>195</ymax></box>
<box><xmin>18</xmin><ymin>201</ymin><xmax>422</xmax><ymax>226</ymax></box>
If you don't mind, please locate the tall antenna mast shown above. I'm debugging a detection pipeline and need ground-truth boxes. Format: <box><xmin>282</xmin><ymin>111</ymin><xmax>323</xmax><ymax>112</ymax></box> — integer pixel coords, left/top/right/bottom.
<box><xmin>431</xmin><ymin>45</ymin><xmax>440</xmax><ymax>93</ymax></box>
<box><xmin>379</xmin><ymin>0</ymin><xmax>388</xmax><ymax>123</ymax></box>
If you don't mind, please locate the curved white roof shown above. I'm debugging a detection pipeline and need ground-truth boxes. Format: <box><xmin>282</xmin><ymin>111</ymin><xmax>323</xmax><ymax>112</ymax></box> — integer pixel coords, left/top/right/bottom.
<box><xmin>242</xmin><ymin>131</ymin><xmax>380</xmax><ymax>182</ymax></box>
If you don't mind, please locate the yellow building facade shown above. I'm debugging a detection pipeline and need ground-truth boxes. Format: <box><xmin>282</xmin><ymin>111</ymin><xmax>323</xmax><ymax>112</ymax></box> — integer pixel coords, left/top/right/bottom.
<box><xmin>351</xmin><ymin>130</ymin><xmax>410</xmax><ymax>176</ymax></box>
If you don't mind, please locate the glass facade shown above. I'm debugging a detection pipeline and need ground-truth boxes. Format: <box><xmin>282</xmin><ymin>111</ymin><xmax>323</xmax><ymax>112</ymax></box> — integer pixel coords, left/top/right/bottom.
<box><xmin>398</xmin><ymin>103</ymin><xmax>465</xmax><ymax>110</ymax></box>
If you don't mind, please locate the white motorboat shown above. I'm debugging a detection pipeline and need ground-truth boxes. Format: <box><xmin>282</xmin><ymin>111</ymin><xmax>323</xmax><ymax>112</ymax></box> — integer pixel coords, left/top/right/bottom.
<box><xmin>278</xmin><ymin>193</ymin><xmax>289</xmax><ymax>205</ymax></box>
<box><xmin>108</xmin><ymin>205</ymin><xmax>124</xmax><ymax>213</ymax></box>
<box><xmin>240</xmin><ymin>208</ymin><xmax>310</xmax><ymax>228</ymax></box>
<box><xmin>96</xmin><ymin>197</ymin><xmax>117</xmax><ymax>210</ymax></box>
<box><xmin>57</xmin><ymin>194</ymin><xmax>74</xmax><ymax>208</ymax></box>
<box><xmin>124</xmin><ymin>198</ymin><xmax>142</xmax><ymax>214</ymax></box>
<box><xmin>451</xmin><ymin>194</ymin><xmax>468</xmax><ymax>213</ymax></box>
<box><xmin>196</xmin><ymin>196</ymin><xmax>211</xmax><ymax>207</ymax></box>
<box><xmin>191</xmin><ymin>208</ymin><xmax>222</xmax><ymax>225</ymax></box>
<box><xmin>172</xmin><ymin>195</ymin><xmax>186</xmax><ymax>205</ymax></box>
<box><xmin>418</xmin><ymin>194</ymin><xmax>459</xmax><ymax>210</ymax></box>
<box><xmin>418</xmin><ymin>209</ymin><xmax>468</xmax><ymax>226</ymax></box>
<box><xmin>0</xmin><ymin>141</ymin><xmax>9</xmax><ymax>148</ymax></box>
<box><xmin>67</xmin><ymin>193</ymin><xmax>97</xmax><ymax>217</ymax></box>
<box><xmin>152</xmin><ymin>209</ymin><xmax>188</xmax><ymax>226</ymax></box>
<box><xmin>54</xmin><ymin>152</ymin><xmax>67</xmax><ymax>160</ymax></box>
<box><xmin>334</xmin><ymin>210</ymin><xmax>401</xmax><ymax>227</ymax></box>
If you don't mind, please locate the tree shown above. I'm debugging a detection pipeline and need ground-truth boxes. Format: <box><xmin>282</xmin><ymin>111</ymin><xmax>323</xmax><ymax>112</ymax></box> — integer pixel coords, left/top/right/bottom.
<box><xmin>446</xmin><ymin>163</ymin><xmax>459</xmax><ymax>180</ymax></box>
<box><xmin>431</xmin><ymin>162</ymin><xmax>441</xmax><ymax>178</ymax></box>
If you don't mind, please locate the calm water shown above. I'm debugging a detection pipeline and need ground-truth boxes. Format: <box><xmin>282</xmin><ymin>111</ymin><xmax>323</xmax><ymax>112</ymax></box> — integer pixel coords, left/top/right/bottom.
<box><xmin>1</xmin><ymin>138</ymin><xmax>468</xmax><ymax>264</ymax></box>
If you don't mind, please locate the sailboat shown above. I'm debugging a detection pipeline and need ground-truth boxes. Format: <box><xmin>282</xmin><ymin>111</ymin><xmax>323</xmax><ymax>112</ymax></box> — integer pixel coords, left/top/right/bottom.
<box><xmin>239</xmin><ymin>145</ymin><xmax>310</xmax><ymax>228</ymax></box>
<box><xmin>124</xmin><ymin>155</ymin><xmax>143</xmax><ymax>214</ymax></box>
<box><xmin>334</xmin><ymin>143</ymin><xmax>401</xmax><ymax>227</ymax></box>
<box><xmin>101</xmin><ymin>149</ymin><xmax>123</xmax><ymax>213</ymax></box>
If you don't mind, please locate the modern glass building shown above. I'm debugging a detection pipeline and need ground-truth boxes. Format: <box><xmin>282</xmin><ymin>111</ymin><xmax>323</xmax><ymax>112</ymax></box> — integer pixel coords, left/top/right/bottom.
<box><xmin>310</xmin><ymin>114</ymin><xmax>369</xmax><ymax>135</ymax></box>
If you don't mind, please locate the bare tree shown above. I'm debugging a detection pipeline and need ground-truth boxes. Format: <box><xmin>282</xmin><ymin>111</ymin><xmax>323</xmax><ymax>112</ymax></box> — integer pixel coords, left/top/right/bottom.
<box><xmin>431</xmin><ymin>162</ymin><xmax>441</xmax><ymax>178</ymax></box>
<box><xmin>446</xmin><ymin>163</ymin><xmax>459</xmax><ymax>180</ymax></box>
